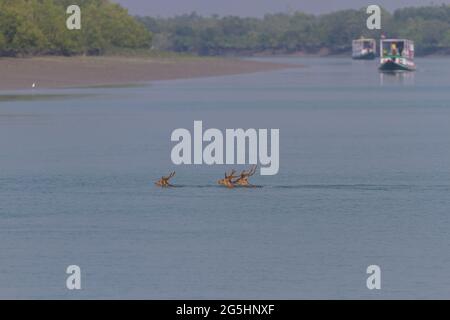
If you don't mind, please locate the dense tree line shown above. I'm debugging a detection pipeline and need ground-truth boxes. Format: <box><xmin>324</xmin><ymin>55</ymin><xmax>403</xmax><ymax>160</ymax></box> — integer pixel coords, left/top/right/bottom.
<box><xmin>2</xmin><ymin>2</ymin><xmax>450</xmax><ymax>57</ymax></box>
<box><xmin>138</xmin><ymin>5</ymin><xmax>450</xmax><ymax>56</ymax></box>
<box><xmin>0</xmin><ymin>0</ymin><xmax>152</xmax><ymax>56</ymax></box>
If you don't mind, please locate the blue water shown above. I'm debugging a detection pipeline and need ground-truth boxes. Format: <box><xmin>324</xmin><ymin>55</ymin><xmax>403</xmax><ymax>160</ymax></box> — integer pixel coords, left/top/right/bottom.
<box><xmin>1</xmin><ymin>57</ymin><xmax>450</xmax><ymax>299</ymax></box>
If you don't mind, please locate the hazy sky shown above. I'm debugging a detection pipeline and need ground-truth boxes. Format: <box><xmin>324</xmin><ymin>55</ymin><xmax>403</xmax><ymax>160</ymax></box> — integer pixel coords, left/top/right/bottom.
<box><xmin>113</xmin><ymin>0</ymin><xmax>446</xmax><ymax>17</ymax></box>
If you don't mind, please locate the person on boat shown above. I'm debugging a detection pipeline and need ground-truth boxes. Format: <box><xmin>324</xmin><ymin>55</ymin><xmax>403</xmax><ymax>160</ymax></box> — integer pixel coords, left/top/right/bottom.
<box><xmin>155</xmin><ymin>172</ymin><xmax>176</xmax><ymax>187</ymax></box>
<box><xmin>391</xmin><ymin>43</ymin><xmax>398</xmax><ymax>56</ymax></box>
<box><xmin>400</xmin><ymin>46</ymin><xmax>405</xmax><ymax>57</ymax></box>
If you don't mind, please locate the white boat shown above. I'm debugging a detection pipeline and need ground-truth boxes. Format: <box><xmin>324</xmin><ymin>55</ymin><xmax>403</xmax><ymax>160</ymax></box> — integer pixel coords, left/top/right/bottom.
<box><xmin>352</xmin><ymin>38</ymin><xmax>376</xmax><ymax>60</ymax></box>
<box><xmin>379</xmin><ymin>39</ymin><xmax>416</xmax><ymax>72</ymax></box>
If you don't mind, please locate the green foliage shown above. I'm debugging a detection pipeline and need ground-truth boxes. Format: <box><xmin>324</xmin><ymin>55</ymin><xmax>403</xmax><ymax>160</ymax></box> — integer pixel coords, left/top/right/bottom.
<box><xmin>0</xmin><ymin>0</ymin><xmax>152</xmax><ymax>56</ymax></box>
<box><xmin>138</xmin><ymin>5</ymin><xmax>450</xmax><ymax>56</ymax></box>
<box><xmin>392</xmin><ymin>6</ymin><xmax>450</xmax><ymax>54</ymax></box>
<box><xmin>3</xmin><ymin>2</ymin><xmax>450</xmax><ymax>57</ymax></box>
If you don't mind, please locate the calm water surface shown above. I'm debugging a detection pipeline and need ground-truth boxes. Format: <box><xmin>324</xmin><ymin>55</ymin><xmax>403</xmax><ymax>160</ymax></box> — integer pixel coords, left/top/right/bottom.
<box><xmin>1</xmin><ymin>57</ymin><xmax>450</xmax><ymax>299</ymax></box>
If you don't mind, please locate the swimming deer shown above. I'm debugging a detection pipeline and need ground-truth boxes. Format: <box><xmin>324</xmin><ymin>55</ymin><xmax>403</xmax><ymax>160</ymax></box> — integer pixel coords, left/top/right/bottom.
<box><xmin>234</xmin><ymin>165</ymin><xmax>257</xmax><ymax>187</ymax></box>
<box><xmin>155</xmin><ymin>172</ymin><xmax>176</xmax><ymax>187</ymax></box>
<box><xmin>218</xmin><ymin>169</ymin><xmax>239</xmax><ymax>188</ymax></box>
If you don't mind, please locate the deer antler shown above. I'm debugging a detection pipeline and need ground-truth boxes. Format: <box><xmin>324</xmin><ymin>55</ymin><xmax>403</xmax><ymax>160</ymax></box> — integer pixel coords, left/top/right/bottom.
<box><xmin>156</xmin><ymin>171</ymin><xmax>176</xmax><ymax>188</ymax></box>
<box><xmin>225</xmin><ymin>170</ymin><xmax>234</xmax><ymax>178</ymax></box>
<box><xmin>240</xmin><ymin>165</ymin><xmax>257</xmax><ymax>178</ymax></box>
<box><xmin>248</xmin><ymin>165</ymin><xmax>257</xmax><ymax>177</ymax></box>
<box><xmin>163</xmin><ymin>171</ymin><xmax>175</xmax><ymax>180</ymax></box>
<box><xmin>229</xmin><ymin>169</ymin><xmax>239</xmax><ymax>179</ymax></box>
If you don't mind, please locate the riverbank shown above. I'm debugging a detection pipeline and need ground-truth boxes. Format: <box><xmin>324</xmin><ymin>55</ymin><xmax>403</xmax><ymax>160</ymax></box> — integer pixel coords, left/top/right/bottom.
<box><xmin>0</xmin><ymin>56</ymin><xmax>298</xmax><ymax>91</ymax></box>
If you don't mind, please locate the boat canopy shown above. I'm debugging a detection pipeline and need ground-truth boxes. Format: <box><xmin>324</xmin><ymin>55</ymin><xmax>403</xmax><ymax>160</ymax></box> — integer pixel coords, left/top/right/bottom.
<box><xmin>352</xmin><ymin>38</ymin><xmax>376</xmax><ymax>49</ymax></box>
<box><xmin>380</xmin><ymin>39</ymin><xmax>414</xmax><ymax>59</ymax></box>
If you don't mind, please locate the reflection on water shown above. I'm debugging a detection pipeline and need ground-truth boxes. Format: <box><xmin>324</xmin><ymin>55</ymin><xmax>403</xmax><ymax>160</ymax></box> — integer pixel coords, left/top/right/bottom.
<box><xmin>0</xmin><ymin>93</ymin><xmax>95</xmax><ymax>102</ymax></box>
<box><xmin>71</xmin><ymin>83</ymin><xmax>149</xmax><ymax>89</ymax></box>
<box><xmin>379</xmin><ymin>71</ymin><xmax>416</xmax><ymax>86</ymax></box>
<box><xmin>0</xmin><ymin>83</ymin><xmax>143</xmax><ymax>102</ymax></box>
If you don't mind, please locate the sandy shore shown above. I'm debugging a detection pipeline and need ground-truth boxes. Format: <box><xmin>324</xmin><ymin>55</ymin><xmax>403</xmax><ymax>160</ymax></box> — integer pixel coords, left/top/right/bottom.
<box><xmin>0</xmin><ymin>56</ymin><xmax>297</xmax><ymax>91</ymax></box>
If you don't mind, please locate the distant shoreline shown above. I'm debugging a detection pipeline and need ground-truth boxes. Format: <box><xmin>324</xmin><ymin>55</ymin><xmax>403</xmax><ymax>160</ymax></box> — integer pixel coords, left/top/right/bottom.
<box><xmin>0</xmin><ymin>56</ymin><xmax>299</xmax><ymax>91</ymax></box>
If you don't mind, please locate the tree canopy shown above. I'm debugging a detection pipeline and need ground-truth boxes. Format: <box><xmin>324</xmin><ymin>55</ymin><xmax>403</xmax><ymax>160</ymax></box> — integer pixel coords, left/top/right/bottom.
<box><xmin>2</xmin><ymin>3</ymin><xmax>450</xmax><ymax>57</ymax></box>
<box><xmin>138</xmin><ymin>5</ymin><xmax>450</xmax><ymax>56</ymax></box>
<box><xmin>0</xmin><ymin>0</ymin><xmax>152</xmax><ymax>56</ymax></box>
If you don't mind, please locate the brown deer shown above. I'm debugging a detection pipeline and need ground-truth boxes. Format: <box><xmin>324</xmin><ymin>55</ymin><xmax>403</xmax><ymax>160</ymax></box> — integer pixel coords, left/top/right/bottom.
<box><xmin>218</xmin><ymin>169</ymin><xmax>239</xmax><ymax>188</ymax></box>
<box><xmin>155</xmin><ymin>172</ymin><xmax>176</xmax><ymax>187</ymax></box>
<box><xmin>234</xmin><ymin>165</ymin><xmax>257</xmax><ymax>187</ymax></box>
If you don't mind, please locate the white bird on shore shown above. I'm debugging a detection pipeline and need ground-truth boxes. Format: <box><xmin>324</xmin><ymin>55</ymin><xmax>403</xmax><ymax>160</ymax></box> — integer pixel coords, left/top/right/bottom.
<box><xmin>32</xmin><ymin>82</ymin><xmax>36</xmax><ymax>88</ymax></box>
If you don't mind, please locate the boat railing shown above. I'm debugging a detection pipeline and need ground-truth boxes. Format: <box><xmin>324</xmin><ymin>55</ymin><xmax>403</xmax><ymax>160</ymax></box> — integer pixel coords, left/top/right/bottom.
<box><xmin>382</xmin><ymin>54</ymin><xmax>403</xmax><ymax>59</ymax></box>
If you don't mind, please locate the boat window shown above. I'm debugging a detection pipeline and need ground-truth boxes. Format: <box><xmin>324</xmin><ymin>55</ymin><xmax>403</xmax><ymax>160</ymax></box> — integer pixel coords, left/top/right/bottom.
<box><xmin>383</xmin><ymin>41</ymin><xmax>405</xmax><ymax>57</ymax></box>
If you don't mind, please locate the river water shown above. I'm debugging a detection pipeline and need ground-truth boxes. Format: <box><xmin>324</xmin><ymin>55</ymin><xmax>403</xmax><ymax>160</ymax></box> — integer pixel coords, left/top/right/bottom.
<box><xmin>0</xmin><ymin>57</ymin><xmax>449</xmax><ymax>299</ymax></box>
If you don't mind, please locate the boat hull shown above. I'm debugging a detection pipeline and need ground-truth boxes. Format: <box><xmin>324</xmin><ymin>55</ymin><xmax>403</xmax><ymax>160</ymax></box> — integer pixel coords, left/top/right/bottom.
<box><xmin>352</xmin><ymin>52</ymin><xmax>376</xmax><ymax>60</ymax></box>
<box><xmin>379</xmin><ymin>60</ymin><xmax>415</xmax><ymax>72</ymax></box>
